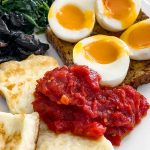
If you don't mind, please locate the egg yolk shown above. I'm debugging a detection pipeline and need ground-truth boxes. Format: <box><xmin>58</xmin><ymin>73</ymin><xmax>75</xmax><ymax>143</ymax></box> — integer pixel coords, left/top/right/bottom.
<box><xmin>127</xmin><ymin>24</ymin><xmax>150</xmax><ymax>49</ymax></box>
<box><xmin>103</xmin><ymin>0</ymin><xmax>137</xmax><ymax>28</ymax></box>
<box><xmin>56</xmin><ymin>4</ymin><xmax>93</xmax><ymax>30</ymax></box>
<box><xmin>84</xmin><ymin>40</ymin><xmax>122</xmax><ymax>64</ymax></box>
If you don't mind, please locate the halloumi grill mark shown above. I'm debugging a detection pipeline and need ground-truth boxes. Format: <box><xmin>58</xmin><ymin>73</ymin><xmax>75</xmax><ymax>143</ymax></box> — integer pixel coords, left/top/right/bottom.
<box><xmin>0</xmin><ymin>112</ymin><xmax>39</xmax><ymax>150</ymax></box>
<box><xmin>0</xmin><ymin>55</ymin><xmax>59</xmax><ymax>114</ymax></box>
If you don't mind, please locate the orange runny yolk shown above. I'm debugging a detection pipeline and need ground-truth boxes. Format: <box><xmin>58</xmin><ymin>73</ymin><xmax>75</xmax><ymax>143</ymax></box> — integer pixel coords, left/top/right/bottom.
<box><xmin>127</xmin><ymin>24</ymin><xmax>150</xmax><ymax>49</ymax></box>
<box><xmin>84</xmin><ymin>40</ymin><xmax>122</xmax><ymax>64</ymax></box>
<box><xmin>56</xmin><ymin>4</ymin><xmax>93</xmax><ymax>30</ymax></box>
<box><xmin>103</xmin><ymin>0</ymin><xmax>137</xmax><ymax>28</ymax></box>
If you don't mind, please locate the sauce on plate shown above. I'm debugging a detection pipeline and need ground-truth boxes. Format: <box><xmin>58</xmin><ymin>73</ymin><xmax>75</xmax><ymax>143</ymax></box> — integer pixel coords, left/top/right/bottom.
<box><xmin>33</xmin><ymin>65</ymin><xmax>149</xmax><ymax>146</ymax></box>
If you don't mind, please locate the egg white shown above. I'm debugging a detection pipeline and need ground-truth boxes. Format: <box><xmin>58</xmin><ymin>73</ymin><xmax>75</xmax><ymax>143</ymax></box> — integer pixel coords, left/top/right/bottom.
<box><xmin>48</xmin><ymin>0</ymin><xmax>95</xmax><ymax>43</ymax></box>
<box><xmin>73</xmin><ymin>35</ymin><xmax>130</xmax><ymax>87</ymax></box>
<box><xmin>121</xmin><ymin>19</ymin><xmax>150</xmax><ymax>60</ymax></box>
<box><xmin>95</xmin><ymin>0</ymin><xmax>141</xmax><ymax>32</ymax></box>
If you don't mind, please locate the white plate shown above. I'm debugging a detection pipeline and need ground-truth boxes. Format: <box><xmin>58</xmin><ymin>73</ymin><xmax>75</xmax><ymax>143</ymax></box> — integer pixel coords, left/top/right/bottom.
<box><xmin>0</xmin><ymin>1</ymin><xmax>150</xmax><ymax>149</ymax></box>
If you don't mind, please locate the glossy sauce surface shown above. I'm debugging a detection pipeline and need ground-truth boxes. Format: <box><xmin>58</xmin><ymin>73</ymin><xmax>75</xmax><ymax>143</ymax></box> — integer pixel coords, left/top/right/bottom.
<box><xmin>33</xmin><ymin>65</ymin><xmax>149</xmax><ymax>146</ymax></box>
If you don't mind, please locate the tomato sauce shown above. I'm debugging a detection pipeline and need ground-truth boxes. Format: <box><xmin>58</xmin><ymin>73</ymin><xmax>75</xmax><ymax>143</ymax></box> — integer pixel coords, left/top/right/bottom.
<box><xmin>33</xmin><ymin>65</ymin><xmax>149</xmax><ymax>146</ymax></box>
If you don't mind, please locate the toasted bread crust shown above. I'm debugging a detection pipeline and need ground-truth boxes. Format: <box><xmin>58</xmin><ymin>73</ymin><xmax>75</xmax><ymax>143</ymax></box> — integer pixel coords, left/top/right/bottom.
<box><xmin>46</xmin><ymin>11</ymin><xmax>150</xmax><ymax>88</ymax></box>
<box><xmin>124</xmin><ymin>60</ymin><xmax>150</xmax><ymax>88</ymax></box>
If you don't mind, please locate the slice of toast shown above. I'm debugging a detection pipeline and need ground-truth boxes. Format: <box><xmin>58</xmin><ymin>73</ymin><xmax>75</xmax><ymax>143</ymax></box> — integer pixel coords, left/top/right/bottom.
<box><xmin>0</xmin><ymin>112</ymin><xmax>39</xmax><ymax>150</ymax></box>
<box><xmin>36</xmin><ymin>122</ymin><xmax>113</xmax><ymax>150</ymax></box>
<box><xmin>0</xmin><ymin>55</ymin><xmax>59</xmax><ymax>114</ymax></box>
<box><xmin>46</xmin><ymin>11</ymin><xmax>150</xmax><ymax>88</ymax></box>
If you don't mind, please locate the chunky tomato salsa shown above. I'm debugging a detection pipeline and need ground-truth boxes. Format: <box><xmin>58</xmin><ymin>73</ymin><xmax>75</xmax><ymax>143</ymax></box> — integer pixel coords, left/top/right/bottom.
<box><xmin>33</xmin><ymin>65</ymin><xmax>149</xmax><ymax>146</ymax></box>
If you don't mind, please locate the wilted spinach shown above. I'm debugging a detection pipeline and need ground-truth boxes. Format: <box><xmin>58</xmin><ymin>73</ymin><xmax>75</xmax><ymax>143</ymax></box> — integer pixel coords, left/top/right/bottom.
<box><xmin>0</xmin><ymin>0</ymin><xmax>54</xmax><ymax>33</ymax></box>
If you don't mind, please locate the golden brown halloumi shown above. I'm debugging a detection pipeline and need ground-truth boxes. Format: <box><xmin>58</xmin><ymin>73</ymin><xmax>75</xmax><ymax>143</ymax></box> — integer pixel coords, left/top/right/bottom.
<box><xmin>0</xmin><ymin>55</ymin><xmax>59</xmax><ymax>114</ymax></box>
<box><xmin>0</xmin><ymin>112</ymin><xmax>39</xmax><ymax>150</ymax></box>
<box><xmin>36</xmin><ymin>122</ymin><xmax>114</xmax><ymax>150</ymax></box>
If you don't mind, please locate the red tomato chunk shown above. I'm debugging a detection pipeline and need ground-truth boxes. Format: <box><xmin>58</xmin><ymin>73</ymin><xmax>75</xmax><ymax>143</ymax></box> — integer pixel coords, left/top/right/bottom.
<box><xmin>33</xmin><ymin>65</ymin><xmax>149</xmax><ymax>146</ymax></box>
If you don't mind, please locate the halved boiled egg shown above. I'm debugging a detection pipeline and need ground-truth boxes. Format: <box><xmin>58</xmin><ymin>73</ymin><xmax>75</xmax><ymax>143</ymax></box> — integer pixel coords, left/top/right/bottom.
<box><xmin>96</xmin><ymin>0</ymin><xmax>141</xmax><ymax>32</ymax></box>
<box><xmin>121</xmin><ymin>19</ymin><xmax>150</xmax><ymax>60</ymax></box>
<box><xmin>73</xmin><ymin>35</ymin><xmax>130</xmax><ymax>87</ymax></box>
<box><xmin>48</xmin><ymin>0</ymin><xmax>95</xmax><ymax>43</ymax></box>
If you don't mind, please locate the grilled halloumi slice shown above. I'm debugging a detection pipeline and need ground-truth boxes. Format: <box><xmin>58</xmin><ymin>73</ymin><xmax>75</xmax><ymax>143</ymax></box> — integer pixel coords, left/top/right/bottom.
<box><xmin>0</xmin><ymin>55</ymin><xmax>59</xmax><ymax>114</ymax></box>
<box><xmin>36</xmin><ymin>122</ymin><xmax>114</xmax><ymax>150</ymax></box>
<box><xmin>0</xmin><ymin>112</ymin><xmax>39</xmax><ymax>150</ymax></box>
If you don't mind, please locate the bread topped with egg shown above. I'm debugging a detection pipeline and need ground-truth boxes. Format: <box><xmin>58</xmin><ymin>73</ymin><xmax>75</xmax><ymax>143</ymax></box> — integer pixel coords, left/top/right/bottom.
<box><xmin>46</xmin><ymin>0</ymin><xmax>150</xmax><ymax>88</ymax></box>
<box><xmin>0</xmin><ymin>55</ymin><xmax>59</xmax><ymax>114</ymax></box>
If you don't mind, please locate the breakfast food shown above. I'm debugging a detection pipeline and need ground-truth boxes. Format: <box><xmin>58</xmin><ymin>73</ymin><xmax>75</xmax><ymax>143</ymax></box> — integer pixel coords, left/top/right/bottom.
<box><xmin>46</xmin><ymin>12</ymin><xmax>150</xmax><ymax>88</ymax></box>
<box><xmin>0</xmin><ymin>112</ymin><xmax>39</xmax><ymax>150</ymax></box>
<box><xmin>96</xmin><ymin>0</ymin><xmax>141</xmax><ymax>32</ymax></box>
<box><xmin>73</xmin><ymin>35</ymin><xmax>130</xmax><ymax>87</ymax></box>
<box><xmin>36</xmin><ymin>122</ymin><xmax>114</xmax><ymax>150</ymax></box>
<box><xmin>0</xmin><ymin>0</ymin><xmax>148</xmax><ymax>149</ymax></box>
<box><xmin>124</xmin><ymin>60</ymin><xmax>150</xmax><ymax>87</ymax></box>
<box><xmin>0</xmin><ymin>55</ymin><xmax>59</xmax><ymax>114</ymax></box>
<box><xmin>48</xmin><ymin>0</ymin><xmax>95</xmax><ymax>42</ymax></box>
<box><xmin>33</xmin><ymin>65</ymin><xmax>149</xmax><ymax>146</ymax></box>
<box><xmin>121</xmin><ymin>19</ymin><xmax>150</xmax><ymax>60</ymax></box>
<box><xmin>0</xmin><ymin>0</ymin><xmax>54</xmax><ymax>34</ymax></box>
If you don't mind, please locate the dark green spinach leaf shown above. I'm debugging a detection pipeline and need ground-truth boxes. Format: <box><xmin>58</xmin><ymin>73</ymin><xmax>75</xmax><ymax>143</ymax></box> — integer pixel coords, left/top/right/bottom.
<box><xmin>0</xmin><ymin>0</ymin><xmax>54</xmax><ymax>33</ymax></box>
